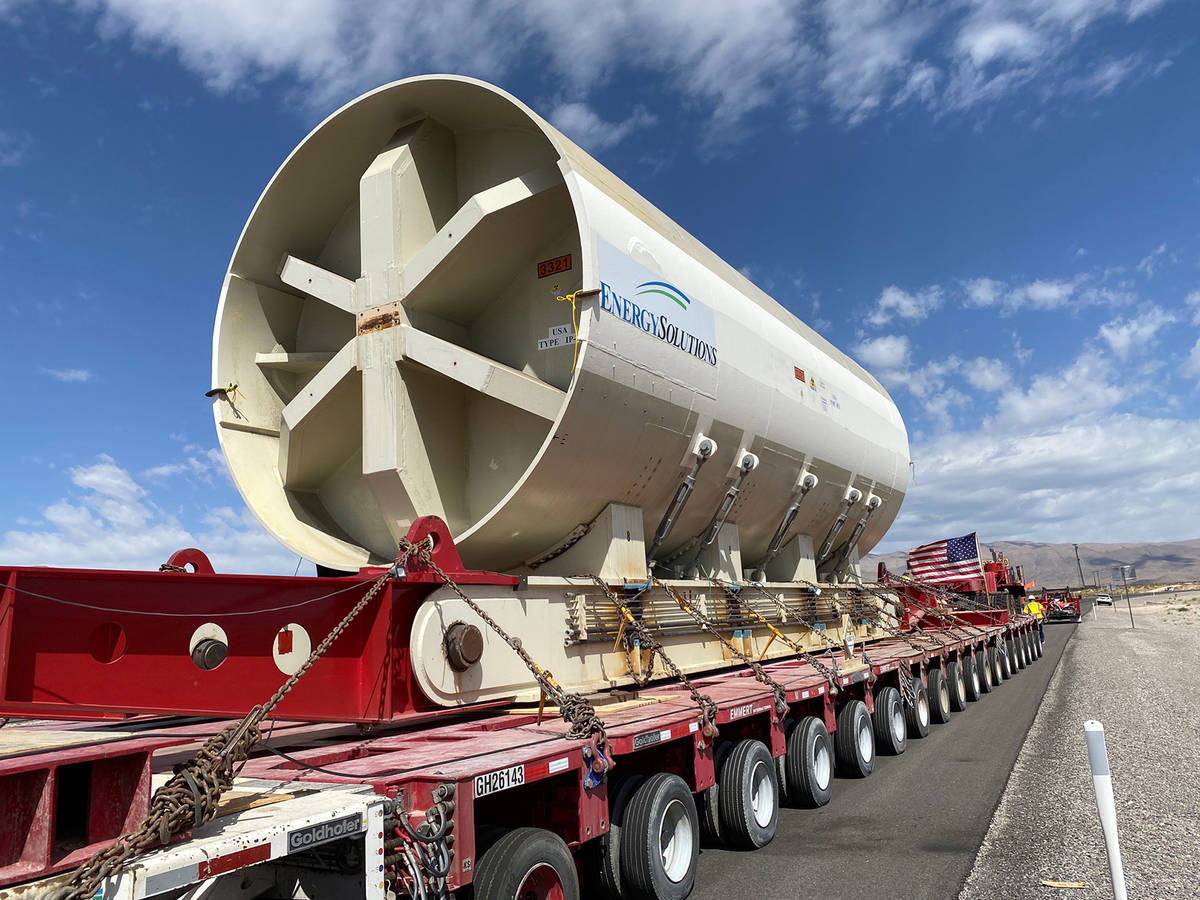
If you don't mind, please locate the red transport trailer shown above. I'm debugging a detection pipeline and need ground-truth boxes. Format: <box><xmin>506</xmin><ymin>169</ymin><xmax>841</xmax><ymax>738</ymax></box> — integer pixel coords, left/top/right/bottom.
<box><xmin>0</xmin><ymin>521</ymin><xmax>1043</xmax><ymax>900</ymax></box>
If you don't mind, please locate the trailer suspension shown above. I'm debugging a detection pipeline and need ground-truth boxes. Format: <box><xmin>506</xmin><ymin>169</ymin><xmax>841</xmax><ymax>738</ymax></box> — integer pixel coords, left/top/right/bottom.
<box><xmin>586</xmin><ymin>575</ymin><xmax>720</xmax><ymax>743</ymax></box>
<box><xmin>410</xmin><ymin>540</ymin><xmax>612</xmax><ymax>778</ymax></box>
<box><xmin>649</xmin><ymin>575</ymin><xmax>789</xmax><ymax>719</ymax></box>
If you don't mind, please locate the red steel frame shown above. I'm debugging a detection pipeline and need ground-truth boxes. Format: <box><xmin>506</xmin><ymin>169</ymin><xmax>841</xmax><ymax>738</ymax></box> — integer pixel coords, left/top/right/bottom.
<box><xmin>0</xmin><ymin>518</ymin><xmax>515</xmax><ymax>724</ymax></box>
<box><xmin>0</xmin><ymin>520</ymin><xmax>1039</xmax><ymax>891</ymax></box>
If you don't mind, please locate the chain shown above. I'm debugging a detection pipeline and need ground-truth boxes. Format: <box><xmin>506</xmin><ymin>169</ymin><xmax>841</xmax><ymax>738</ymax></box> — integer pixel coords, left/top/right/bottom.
<box><xmin>407</xmin><ymin>541</ymin><xmax>610</xmax><ymax>758</ymax></box>
<box><xmin>896</xmin><ymin>662</ymin><xmax>918</xmax><ymax>708</ymax></box>
<box><xmin>897</xmin><ymin>588</ymin><xmax>989</xmax><ymax>640</ymax></box>
<box><xmin>40</xmin><ymin>552</ymin><xmax>405</xmax><ymax>900</ymax></box>
<box><xmin>715</xmin><ymin>580</ymin><xmax>841</xmax><ymax>695</ymax></box>
<box><xmin>825</xmin><ymin>594</ymin><xmax>878</xmax><ymax>673</ymax></box>
<box><xmin>851</xmin><ymin>585</ymin><xmax>950</xmax><ymax>652</ymax></box>
<box><xmin>649</xmin><ymin>575</ymin><xmax>789</xmax><ymax>719</ymax></box>
<box><xmin>586</xmin><ymin>575</ymin><xmax>719</xmax><ymax>741</ymax></box>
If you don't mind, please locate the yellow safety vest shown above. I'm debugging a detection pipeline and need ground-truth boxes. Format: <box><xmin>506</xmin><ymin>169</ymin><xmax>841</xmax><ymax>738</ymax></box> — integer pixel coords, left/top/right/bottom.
<box><xmin>1023</xmin><ymin>601</ymin><xmax>1044</xmax><ymax>620</ymax></box>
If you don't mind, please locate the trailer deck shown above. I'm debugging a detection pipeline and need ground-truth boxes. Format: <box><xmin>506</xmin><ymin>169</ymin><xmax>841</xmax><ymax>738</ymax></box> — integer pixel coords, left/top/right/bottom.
<box><xmin>0</xmin><ymin>612</ymin><xmax>1042</xmax><ymax>899</ymax></box>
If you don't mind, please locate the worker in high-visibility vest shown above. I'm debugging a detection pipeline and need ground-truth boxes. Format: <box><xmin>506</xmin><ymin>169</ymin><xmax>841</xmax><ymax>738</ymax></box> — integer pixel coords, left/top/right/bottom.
<box><xmin>1023</xmin><ymin>597</ymin><xmax>1045</xmax><ymax>642</ymax></box>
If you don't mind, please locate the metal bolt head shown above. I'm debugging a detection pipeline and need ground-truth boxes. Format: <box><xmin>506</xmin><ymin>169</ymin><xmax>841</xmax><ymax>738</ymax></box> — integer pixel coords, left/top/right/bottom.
<box><xmin>444</xmin><ymin>622</ymin><xmax>484</xmax><ymax>671</ymax></box>
<box><xmin>191</xmin><ymin>638</ymin><xmax>228</xmax><ymax>671</ymax></box>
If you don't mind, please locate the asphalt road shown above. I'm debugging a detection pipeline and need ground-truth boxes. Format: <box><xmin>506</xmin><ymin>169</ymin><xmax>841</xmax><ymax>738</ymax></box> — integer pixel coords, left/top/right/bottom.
<box><xmin>690</xmin><ymin>620</ymin><xmax>1076</xmax><ymax>900</ymax></box>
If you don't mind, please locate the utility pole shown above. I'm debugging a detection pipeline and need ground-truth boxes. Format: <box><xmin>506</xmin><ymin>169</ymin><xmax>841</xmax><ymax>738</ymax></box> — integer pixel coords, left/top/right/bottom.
<box><xmin>1074</xmin><ymin>543</ymin><xmax>1087</xmax><ymax>592</ymax></box>
<box><xmin>1112</xmin><ymin>564</ymin><xmax>1136</xmax><ymax>629</ymax></box>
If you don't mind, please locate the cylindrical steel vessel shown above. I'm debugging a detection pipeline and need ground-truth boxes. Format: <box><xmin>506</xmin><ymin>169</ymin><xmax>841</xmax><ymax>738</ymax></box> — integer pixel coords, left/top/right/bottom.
<box><xmin>213</xmin><ymin>76</ymin><xmax>909</xmax><ymax>573</ymax></box>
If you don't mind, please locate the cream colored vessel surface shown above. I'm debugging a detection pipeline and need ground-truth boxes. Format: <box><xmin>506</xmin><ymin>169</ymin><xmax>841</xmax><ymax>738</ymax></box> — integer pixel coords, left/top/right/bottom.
<box><xmin>213</xmin><ymin>75</ymin><xmax>910</xmax><ymax>575</ymax></box>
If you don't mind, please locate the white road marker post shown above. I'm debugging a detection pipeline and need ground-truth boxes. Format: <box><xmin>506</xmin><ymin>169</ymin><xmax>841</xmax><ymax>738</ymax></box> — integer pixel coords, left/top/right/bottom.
<box><xmin>1084</xmin><ymin>720</ymin><xmax>1127</xmax><ymax>900</ymax></box>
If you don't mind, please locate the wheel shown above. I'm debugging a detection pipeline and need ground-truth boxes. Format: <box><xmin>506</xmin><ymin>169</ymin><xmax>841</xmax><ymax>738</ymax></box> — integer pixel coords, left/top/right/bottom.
<box><xmin>962</xmin><ymin>653</ymin><xmax>981</xmax><ymax>702</ymax></box>
<box><xmin>946</xmin><ymin>661</ymin><xmax>967</xmax><ymax>712</ymax></box>
<box><xmin>1010</xmin><ymin>638</ymin><xmax>1025</xmax><ymax>671</ymax></box>
<box><xmin>1035</xmin><ymin>633</ymin><xmax>1044</xmax><ymax>658</ymax></box>
<box><xmin>989</xmin><ymin>645</ymin><xmax>1005</xmax><ymax>683</ymax></box>
<box><xmin>716</xmin><ymin>739</ymin><xmax>778</xmax><ymax>849</ymax></box>
<box><xmin>1023</xmin><ymin>633</ymin><xmax>1035</xmax><ymax>664</ymax></box>
<box><xmin>699</xmin><ymin>742</ymin><xmax>732</xmax><ymax>845</ymax></box>
<box><xmin>473</xmin><ymin>827</ymin><xmax>580</xmax><ymax>900</ymax></box>
<box><xmin>784</xmin><ymin>715</ymin><xmax>834</xmax><ymax>807</ymax></box>
<box><xmin>976</xmin><ymin>649</ymin><xmax>993</xmax><ymax>694</ymax></box>
<box><xmin>905</xmin><ymin>679</ymin><xmax>931</xmax><ymax>738</ymax></box>
<box><xmin>835</xmin><ymin>700</ymin><xmax>875</xmax><ymax>778</ymax></box>
<box><xmin>619</xmin><ymin>773</ymin><xmax>700</xmax><ymax>899</ymax></box>
<box><xmin>593</xmin><ymin>773</ymin><xmax>645</xmax><ymax>897</ymax></box>
<box><xmin>872</xmin><ymin>686</ymin><xmax>907</xmax><ymax>755</ymax></box>
<box><xmin>926</xmin><ymin>668</ymin><xmax>952</xmax><ymax>724</ymax></box>
<box><xmin>1002</xmin><ymin>641</ymin><xmax>1015</xmax><ymax>677</ymax></box>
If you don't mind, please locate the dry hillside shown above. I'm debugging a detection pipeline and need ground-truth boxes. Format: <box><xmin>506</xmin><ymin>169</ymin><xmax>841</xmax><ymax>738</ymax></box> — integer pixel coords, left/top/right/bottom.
<box><xmin>863</xmin><ymin>538</ymin><xmax>1200</xmax><ymax>588</ymax></box>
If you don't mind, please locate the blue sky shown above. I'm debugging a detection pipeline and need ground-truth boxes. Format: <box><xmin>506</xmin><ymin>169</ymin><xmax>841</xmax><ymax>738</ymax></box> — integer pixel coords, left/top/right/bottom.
<box><xmin>1</xmin><ymin>0</ymin><xmax>1198</xmax><ymax>572</ymax></box>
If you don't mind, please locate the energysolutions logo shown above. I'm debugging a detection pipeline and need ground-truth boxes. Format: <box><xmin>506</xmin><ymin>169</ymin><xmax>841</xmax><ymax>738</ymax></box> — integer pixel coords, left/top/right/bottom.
<box><xmin>636</xmin><ymin>281</ymin><xmax>691</xmax><ymax>310</ymax></box>
<box><xmin>597</xmin><ymin>239</ymin><xmax>718</xmax><ymax>366</ymax></box>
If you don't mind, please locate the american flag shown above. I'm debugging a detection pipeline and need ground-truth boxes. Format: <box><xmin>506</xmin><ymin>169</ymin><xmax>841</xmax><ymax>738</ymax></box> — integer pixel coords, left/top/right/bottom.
<box><xmin>908</xmin><ymin>532</ymin><xmax>984</xmax><ymax>584</ymax></box>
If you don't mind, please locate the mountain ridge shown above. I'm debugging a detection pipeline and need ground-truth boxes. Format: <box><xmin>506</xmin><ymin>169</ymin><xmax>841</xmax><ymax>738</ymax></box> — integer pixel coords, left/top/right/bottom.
<box><xmin>863</xmin><ymin>537</ymin><xmax>1200</xmax><ymax>588</ymax></box>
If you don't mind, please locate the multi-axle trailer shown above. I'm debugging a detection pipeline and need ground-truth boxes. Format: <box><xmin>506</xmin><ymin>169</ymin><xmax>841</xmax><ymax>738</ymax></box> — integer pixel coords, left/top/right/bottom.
<box><xmin>2</xmin><ymin>74</ymin><xmax>1049</xmax><ymax>899</ymax></box>
<box><xmin>0</xmin><ymin>525</ymin><xmax>1041</xmax><ymax>900</ymax></box>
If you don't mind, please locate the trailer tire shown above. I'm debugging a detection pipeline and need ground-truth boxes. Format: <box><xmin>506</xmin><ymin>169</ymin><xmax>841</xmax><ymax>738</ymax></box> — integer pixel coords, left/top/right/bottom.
<box><xmin>1023</xmin><ymin>633</ymin><xmax>1034</xmax><ymax>665</ymax></box>
<box><xmin>976</xmin><ymin>649</ymin><xmax>993</xmax><ymax>694</ymax></box>
<box><xmin>784</xmin><ymin>716</ymin><xmax>834</xmax><ymax>807</ymax></box>
<box><xmin>835</xmin><ymin>700</ymin><xmax>875</xmax><ymax>777</ymax></box>
<box><xmin>1010</xmin><ymin>638</ymin><xmax>1024</xmax><ymax>671</ymax></box>
<box><xmin>474</xmin><ymin>826</ymin><xmax>580</xmax><ymax>900</ymax></box>
<box><xmin>926</xmin><ymin>669</ymin><xmax>951</xmax><ymax>724</ymax></box>
<box><xmin>946</xmin><ymin>661</ymin><xmax>967</xmax><ymax>712</ymax></box>
<box><xmin>717</xmin><ymin>739</ymin><xmax>778</xmax><ymax>849</ymax></box>
<box><xmin>962</xmin><ymin>654</ymin><xmax>981</xmax><ymax>702</ymax></box>
<box><xmin>1030</xmin><ymin>632</ymin><xmax>1041</xmax><ymax>661</ymax></box>
<box><xmin>989</xmin><ymin>645</ymin><xmax>1004</xmax><ymax>684</ymax></box>
<box><xmin>1035</xmin><ymin>633</ymin><xmax>1044</xmax><ymax>658</ymax></box>
<box><xmin>905</xmin><ymin>679</ymin><xmax>931</xmax><ymax>738</ymax></box>
<box><xmin>1001</xmin><ymin>642</ymin><xmax>1014</xmax><ymax>678</ymax></box>
<box><xmin>619</xmin><ymin>773</ymin><xmax>700</xmax><ymax>899</ymax></box>
<box><xmin>593</xmin><ymin>773</ymin><xmax>646</xmax><ymax>897</ymax></box>
<box><xmin>872</xmin><ymin>687</ymin><xmax>907</xmax><ymax>755</ymax></box>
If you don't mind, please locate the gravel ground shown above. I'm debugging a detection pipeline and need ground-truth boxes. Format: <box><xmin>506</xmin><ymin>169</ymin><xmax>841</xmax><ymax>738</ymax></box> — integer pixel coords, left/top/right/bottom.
<box><xmin>961</xmin><ymin>592</ymin><xmax>1200</xmax><ymax>899</ymax></box>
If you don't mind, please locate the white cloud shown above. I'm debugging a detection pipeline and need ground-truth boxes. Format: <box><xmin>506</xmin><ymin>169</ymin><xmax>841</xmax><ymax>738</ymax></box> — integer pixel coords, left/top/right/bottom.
<box><xmin>866</xmin><ymin>284</ymin><xmax>943</xmax><ymax>326</ymax></box>
<box><xmin>960</xmin><ymin>271</ymin><xmax>1134</xmax><ymax>313</ymax></box>
<box><xmin>956</xmin><ymin>19</ymin><xmax>1043</xmax><ymax>67</ymax></box>
<box><xmin>991</xmin><ymin>352</ymin><xmax>1122</xmax><ymax>428</ymax></box>
<box><xmin>0</xmin><ymin>455</ymin><xmax>298</xmax><ymax>573</ymax></box>
<box><xmin>854</xmin><ymin>334</ymin><xmax>911</xmax><ymax>372</ymax></box>
<box><xmin>1184</xmin><ymin>339</ymin><xmax>1200</xmax><ymax>379</ymax></box>
<box><xmin>1063</xmin><ymin>54</ymin><xmax>1143</xmax><ymax>97</ymax></box>
<box><xmin>549</xmin><ymin>103</ymin><xmax>656</xmax><ymax>152</ymax></box>
<box><xmin>881</xmin><ymin>411</ymin><xmax>1200</xmax><ymax>551</ymax></box>
<box><xmin>0</xmin><ymin>130</ymin><xmax>31</xmax><ymax>167</ymax></box>
<box><xmin>1186</xmin><ymin>290</ymin><xmax>1200</xmax><ymax>326</ymax></box>
<box><xmin>22</xmin><ymin>0</ymin><xmax>1170</xmax><ymax>149</ymax></box>
<box><xmin>1135</xmin><ymin>242</ymin><xmax>1173</xmax><ymax>277</ymax></box>
<box><xmin>964</xmin><ymin>357</ymin><xmax>1011</xmax><ymax>391</ymax></box>
<box><xmin>1097</xmin><ymin>305</ymin><xmax>1175</xmax><ymax>358</ymax></box>
<box><xmin>41</xmin><ymin>367</ymin><xmax>94</xmax><ymax>382</ymax></box>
